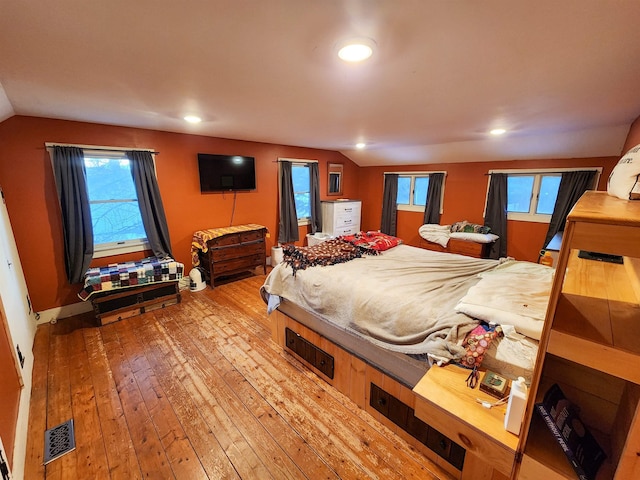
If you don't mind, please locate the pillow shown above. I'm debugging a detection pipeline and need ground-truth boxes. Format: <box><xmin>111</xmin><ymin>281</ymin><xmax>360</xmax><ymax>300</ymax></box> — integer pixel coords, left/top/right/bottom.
<box><xmin>608</xmin><ymin>143</ymin><xmax>640</xmax><ymax>200</ymax></box>
<box><xmin>450</xmin><ymin>232</ymin><xmax>499</xmax><ymax>244</ymax></box>
<box><xmin>450</xmin><ymin>221</ymin><xmax>491</xmax><ymax>234</ymax></box>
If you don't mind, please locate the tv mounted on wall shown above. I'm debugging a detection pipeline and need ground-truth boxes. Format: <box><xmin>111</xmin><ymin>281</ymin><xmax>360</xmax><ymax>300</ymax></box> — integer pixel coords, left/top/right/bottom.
<box><xmin>197</xmin><ymin>154</ymin><xmax>256</xmax><ymax>192</ymax></box>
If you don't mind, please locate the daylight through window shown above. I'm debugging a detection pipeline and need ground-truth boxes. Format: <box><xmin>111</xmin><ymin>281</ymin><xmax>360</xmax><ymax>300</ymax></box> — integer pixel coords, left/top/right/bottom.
<box><xmin>84</xmin><ymin>152</ymin><xmax>148</xmax><ymax>255</ymax></box>
<box><xmin>396</xmin><ymin>174</ymin><xmax>431</xmax><ymax>212</ymax></box>
<box><xmin>291</xmin><ymin>163</ymin><xmax>311</xmax><ymax>222</ymax></box>
<box><xmin>506</xmin><ymin>173</ymin><xmax>561</xmax><ymax>222</ymax></box>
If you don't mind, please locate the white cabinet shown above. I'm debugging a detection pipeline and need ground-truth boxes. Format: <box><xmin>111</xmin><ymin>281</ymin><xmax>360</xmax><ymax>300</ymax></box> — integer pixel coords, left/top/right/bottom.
<box><xmin>321</xmin><ymin>200</ymin><xmax>361</xmax><ymax>236</ymax></box>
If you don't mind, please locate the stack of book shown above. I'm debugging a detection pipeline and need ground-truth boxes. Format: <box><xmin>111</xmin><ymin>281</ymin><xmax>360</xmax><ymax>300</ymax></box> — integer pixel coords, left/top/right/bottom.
<box><xmin>535</xmin><ymin>384</ymin><xmax>606</xmax><ymax>480</ymax></box>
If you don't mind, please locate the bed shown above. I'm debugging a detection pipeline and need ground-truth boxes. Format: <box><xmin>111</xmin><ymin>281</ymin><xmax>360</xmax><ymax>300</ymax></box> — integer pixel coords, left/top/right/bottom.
<box><xmin>261</xmin><ymin>237</ymin><xmax>551</xmax><ymax>386</ymax></box>
<box><xmin>261</xmin><ymin>235</ymin><xmax>551</xmax><ymax>477</ymax></box>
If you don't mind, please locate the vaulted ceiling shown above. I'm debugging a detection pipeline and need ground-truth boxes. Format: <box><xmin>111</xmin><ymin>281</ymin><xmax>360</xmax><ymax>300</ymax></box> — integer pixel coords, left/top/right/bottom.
<box><xmin>1</xmin><ymin>1</ymin><xmax>639</xmax><ymax>165</ymax></box>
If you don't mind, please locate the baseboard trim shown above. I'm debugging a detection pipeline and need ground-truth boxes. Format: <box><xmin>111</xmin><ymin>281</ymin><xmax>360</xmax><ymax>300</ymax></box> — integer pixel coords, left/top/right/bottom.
<box><xmin>36</xmin><ymin>302</ymin><xmax>93</xmax><ymax>325</ymax></box>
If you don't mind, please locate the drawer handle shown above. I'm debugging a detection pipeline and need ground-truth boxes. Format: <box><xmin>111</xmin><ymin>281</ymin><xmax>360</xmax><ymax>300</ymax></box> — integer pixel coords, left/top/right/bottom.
<box><xmin>319</xmin><ymin>360</ymin><xmax>326</xmax><ymax>366</ymax></box>
<box><xmin>458</xmin><ymin>433</ymin><xmax>472</xmax><ymax>449</ymax></box>
<box><xmin>378</xmin><ymin>397</ymin><xmax>387</xmax><ymax>406</ymax></box>
<box><xmin>439</xmin><ymin>439</ymin><xmax>447</xmax><ymax>450</ymax></box>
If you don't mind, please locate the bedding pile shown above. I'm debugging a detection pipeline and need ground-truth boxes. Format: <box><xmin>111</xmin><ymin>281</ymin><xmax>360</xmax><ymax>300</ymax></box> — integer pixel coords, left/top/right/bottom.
<box><xmin>283</xmin><ymin>231</ymin><xmax>402</xmax><ymax>275</ymax></box>
<box><xmin>454</xmin><ymin>260</ymin><xmax>554</xmax><ymax>341</ymax></box>
<box><xmin>419</xmin><ymin>222</ymin><xmax>499</xmax><ymax>248</ymax></box>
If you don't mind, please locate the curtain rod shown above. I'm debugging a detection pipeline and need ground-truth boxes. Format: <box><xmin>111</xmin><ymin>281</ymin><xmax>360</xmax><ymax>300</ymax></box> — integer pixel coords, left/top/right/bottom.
<box><xmin>485</xmin><ymin>167</ymin><xmax>602</xmax><ymax>176</ymax></box>
<box><xmin>45</xmin><ymin>142</ymin><xmax>159</xmax><ymax>155</ymax></box>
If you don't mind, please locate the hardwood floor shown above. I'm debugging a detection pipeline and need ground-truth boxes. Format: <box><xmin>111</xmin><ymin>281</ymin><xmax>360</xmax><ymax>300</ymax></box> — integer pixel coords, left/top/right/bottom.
<box><xmin>24</xmin><ymin>272</ymin><xmax>453</xmax><ymax>479</ymax></box>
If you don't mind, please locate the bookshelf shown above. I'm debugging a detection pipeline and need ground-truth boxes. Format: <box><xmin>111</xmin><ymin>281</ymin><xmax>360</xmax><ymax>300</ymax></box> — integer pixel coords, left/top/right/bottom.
<box><xmin>517</xmin><ymin>191</ymin><xmax>640</xmax><ymax>480</ymax></box>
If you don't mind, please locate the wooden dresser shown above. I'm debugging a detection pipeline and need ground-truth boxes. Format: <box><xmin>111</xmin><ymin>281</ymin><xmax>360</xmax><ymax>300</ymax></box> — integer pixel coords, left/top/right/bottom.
<box><xmin>192</xmin><ymin>224</ymin><xmax>267</xmax><ymax>287</ymax></box>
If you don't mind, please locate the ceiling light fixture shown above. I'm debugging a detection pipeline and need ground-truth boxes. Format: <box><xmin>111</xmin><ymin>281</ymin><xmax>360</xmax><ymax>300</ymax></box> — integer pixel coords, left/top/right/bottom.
<box><xmin>184</xmin><ymin>115</ymin><xmax>202</xmax><ymax>124</ymax></box>
<box><xmin>490</xmin><ymin>128</ymin><xmax>506</xmax><ymax>136</ymax></box>
<box><xmin>355</xmin><ymin>142</ymin><xmax>366</xmax><ymax>149</ymax></box>
<box><xmin>337</xmin><ymin>38</ymin><xmax>375</xmax><ymax>63</ymax></box>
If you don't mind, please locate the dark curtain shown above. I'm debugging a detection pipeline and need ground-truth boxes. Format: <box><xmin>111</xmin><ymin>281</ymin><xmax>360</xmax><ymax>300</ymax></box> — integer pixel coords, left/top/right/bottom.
<box><xmin>543</xmin><ymin>170</ymin><xmax>596</xmax><ymax>248</ymax></box>
<box><xmin>423</xmin><ymin>173</ymin><xmax>445</xmax><ymax>224</ymax></box>
<box><xmin>380</xmin><ymin>174</ymin><xmax>398</xmax><ymax>236</ymax></box>
<box><xmin>127</xmin><ymin>150</ymin><xmax>173</xmax><ymax>258</ymax></box>
<box><xmin>309</xmin><ymin>163</ymin><xmax>323</xmax><ymax>234</ymax></box>
<box><xmin>484</xmin><ymin>173</ymin><xmax>508</xmax><ymax>259</ymax></box>
<box><xmin>52</xmin><ymin>146</ymin><xmax>94</xmax><ymax>283</ymax></box>
<box><xmin>278</xmin><ymin>161</ymin><xmax>299</xmax><ymax>243</ymax></box>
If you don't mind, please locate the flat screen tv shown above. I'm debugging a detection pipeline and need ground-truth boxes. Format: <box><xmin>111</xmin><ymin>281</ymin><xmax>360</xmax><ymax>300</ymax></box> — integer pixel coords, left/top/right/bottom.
<box><xmin>197</xmin><ymin>154</ymin><xmax>256</xmax><ymax>192</ymax></box>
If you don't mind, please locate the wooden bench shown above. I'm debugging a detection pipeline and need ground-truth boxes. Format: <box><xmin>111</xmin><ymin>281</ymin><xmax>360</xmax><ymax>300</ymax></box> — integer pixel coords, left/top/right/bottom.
<box><xmin>91</xmin><ymin>282</ymin><xmax>181</xmax><ymax>326</ymax></box>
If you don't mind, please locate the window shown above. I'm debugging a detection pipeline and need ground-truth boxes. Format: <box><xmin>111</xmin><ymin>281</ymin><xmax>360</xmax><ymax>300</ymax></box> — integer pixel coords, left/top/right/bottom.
<box><xmin>496</xmin><ymin>168</ymin><xmax>600</xmax><ymax>223</ymax></box>
<box><xmin>291</xmin><ymin>163</ymin><xmax>311</xmax><ymax>223</ymax></box>
<box><xmin>84</xmin><ymin>151</ymin><xmax>149</xmax><ymax>256</ymax></box>
<box><xmin>396</xmin><ymin>174</ymin><xmax>432</xmax><ymax>212</ymax></box>
<box><xmin>506</xmin><ymin>173</ymin><xmax>561</xmax><ymax>222</ymax></box>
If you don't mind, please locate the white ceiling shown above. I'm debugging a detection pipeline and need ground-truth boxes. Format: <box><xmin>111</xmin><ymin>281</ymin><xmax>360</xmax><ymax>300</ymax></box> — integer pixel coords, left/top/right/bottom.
<box><xmin>1</xmin><ymin>0</ymin><xmax>639</xmax><ymax>166</ymax></box>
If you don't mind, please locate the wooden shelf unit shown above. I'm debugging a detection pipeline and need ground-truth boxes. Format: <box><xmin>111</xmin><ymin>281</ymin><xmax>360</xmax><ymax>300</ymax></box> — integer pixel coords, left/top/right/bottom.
<box><xmin>517</xmin><ymin>191</ymin><xmax>640</xmax><ymax>480</ymax></box>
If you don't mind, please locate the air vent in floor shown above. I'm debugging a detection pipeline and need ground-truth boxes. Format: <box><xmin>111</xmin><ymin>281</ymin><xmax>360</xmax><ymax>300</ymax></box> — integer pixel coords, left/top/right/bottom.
<box><xmin>44</xmin><ymin>419</ymin><xmax>76</xmax><ymax>464</ymax></box>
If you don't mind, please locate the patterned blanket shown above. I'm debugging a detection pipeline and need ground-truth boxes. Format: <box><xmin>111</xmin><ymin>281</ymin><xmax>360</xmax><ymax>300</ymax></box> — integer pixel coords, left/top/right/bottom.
<box><xmin>283</xmin><ymin>232</ymin><xmax>403</xmax><ymax>275</ymax></box>
<box><xmin>78</xmin><ymin>256</ymin><xmax>184</xmax><ymax>301</ymax></box>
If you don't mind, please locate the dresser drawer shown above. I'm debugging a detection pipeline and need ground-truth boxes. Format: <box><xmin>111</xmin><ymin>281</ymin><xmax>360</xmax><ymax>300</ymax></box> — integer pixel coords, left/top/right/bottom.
<box><xmin>334</xmin><ymin>202</ymin><xmax>360</xmax><ymax>217</ymax></box>
<box><xmin>210</xmin><ymin>241</ymin><xmax>264</xmax><ymax>262</ymax></box>
<box><xmin>213</xmin><ymin>254</ymin><xmax>265</xmax><ymax>275</ymax></box>
<box><xmin>334</xmin><ymin>225</ymin><xmax>359</xmax><ymax>236</ymax></box>
<box><xmin>209</xmin><ymin>233</ymin><xmax>241</xmax><ymax>247</ymax></box>
<box><xmin>241</xmin><ymin>230</ymin><xmax>265</xmax><ymax>242</ymax></box>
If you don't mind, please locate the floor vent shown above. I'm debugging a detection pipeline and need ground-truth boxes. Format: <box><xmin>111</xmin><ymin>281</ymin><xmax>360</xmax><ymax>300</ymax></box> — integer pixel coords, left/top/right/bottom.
<box><xmin>44</xmin><ymin>419</ymin><xmax>76</xmax><ymax>464</ymax></box>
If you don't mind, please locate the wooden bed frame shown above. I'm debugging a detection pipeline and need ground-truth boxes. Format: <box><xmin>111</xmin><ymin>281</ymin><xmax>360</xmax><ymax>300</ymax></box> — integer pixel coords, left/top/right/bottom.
<box><xmin>270</xmin><ymin>301</ymin><xmax>516</xmax><ymax>480</ymax></box>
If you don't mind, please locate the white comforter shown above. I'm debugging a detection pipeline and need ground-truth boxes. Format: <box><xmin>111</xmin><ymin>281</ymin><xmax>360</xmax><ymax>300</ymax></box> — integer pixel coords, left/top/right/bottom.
<box><xmin>262</xmin><ymin>245</ymin><xmax>501</xmax><ymax>361</ymax></box>
<box><xmin>454</xmin><ymin>260</ymin><xmax>554</xmax><ymax>340</ymax></box>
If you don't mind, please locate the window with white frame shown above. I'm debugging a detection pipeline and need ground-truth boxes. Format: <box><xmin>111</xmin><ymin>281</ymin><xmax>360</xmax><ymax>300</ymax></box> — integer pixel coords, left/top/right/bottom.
<box><xmin>497</xmin><ymin>169</ymin><xmax>600</xmax><ymax>223</ymax></box>
<box><xmin>84</xmin><ymin>150</ymin><xmax>149</xmax><ymax>256</ymax></box>
<box><xmin>395</xmin><ymin>173</ymin><xmax>444</xmax><ymax>213</ymax></box>
<box><xmin>291</xmin><ymin>162</ymin><xmax>311</xmax><ymax>224</ymax></box>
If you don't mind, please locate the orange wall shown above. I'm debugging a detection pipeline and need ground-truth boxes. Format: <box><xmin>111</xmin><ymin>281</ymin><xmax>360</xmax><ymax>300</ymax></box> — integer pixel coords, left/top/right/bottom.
<box><xmin>357</xmin><ymin>157</ymin><xmax>619</xmax><ymax>262</ymax></box>
<box><xmin>0</xmin><ymin>114</ymin><xmax>631</xmax><ymax>312</ymax></box>
<box><xmin>0</xmin><ymin>116</ymin><xmax>359</xmax><ymax>312</ymax></box>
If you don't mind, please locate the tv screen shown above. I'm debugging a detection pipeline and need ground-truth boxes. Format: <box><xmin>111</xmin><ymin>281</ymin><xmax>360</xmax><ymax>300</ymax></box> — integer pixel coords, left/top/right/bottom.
<box><xmin>197</xmin><ymin>154</ymin><xmax>256</xmax><ymax>192</ymax></box>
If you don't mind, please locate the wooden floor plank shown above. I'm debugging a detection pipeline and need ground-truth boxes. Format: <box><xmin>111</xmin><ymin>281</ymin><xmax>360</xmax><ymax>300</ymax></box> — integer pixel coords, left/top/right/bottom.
<box><xmin>26</xmin><ymin>271</ymin><xmax>452</xmax><ymax>480</ymax></box>
<box><xmin>136</xmin><ymin>313</ymin><xmax>275</xmax><ymax>479</ymax></box>
<box><xmin>116</xmin><ymin>316</ymin><xmax>238</xmax><ymax>480</ymax></box>
<box><xmin>180</xmin><ymin>295</ymin><xmax>438</xmax><ymax>480</ymax></box>
<box><xmin>66</xmin><ymin>328</ymin><xmax>110</xmax><ymax>478</ymax></box>
<box><xmin>24</xmin><ymin>324</ymin><xmax>49</xmax><ymax>480</ymax></box>
<box><xmin>169</xmin><ymin>306</ymin><xmax>340</xmax><ymax>480</ymax></box>
<box><xmin>98</xmin><ymin>323</ymin><xmax>175</xmax><ymax>478</ymax></box>
<box><xmin>45</xmin><ymin>320</ymin><xmax>79</xmax><ymax>479</ymax></box>
<box><xmin>82</xmin><ymin>327</ymin><xmax>142</xmax><ymax>480</ymax></box>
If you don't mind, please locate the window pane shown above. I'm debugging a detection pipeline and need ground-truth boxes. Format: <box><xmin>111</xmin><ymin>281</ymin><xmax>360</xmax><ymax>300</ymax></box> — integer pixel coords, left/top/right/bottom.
<box><xmin>291</xmin><ymin>165</ymin><xmax>310</xmax><ymax>220</ymax></box>
<box><xmin>85</xmin><ymin>157</ymin><xmax>137</xmax><ymax>201</ymax></box>
<box><xmin>507</xmin><ymin>176</ymin><xmax>534</xmax><ymax>213</ymax></box>
<box><xmin>397</xmin><ymin>177</ymin><xmax>411</xmax><ymax>205</ymax></box>
<box><xmin>90</xmin><ymin>201</ymin><xmax>147</xmax><ymax>244</ymax></box>
<box><xmin>84</xmin><ymin>156</ymin><xmax>147</xmax><ymax>246</ymax></box>
<box><xmin>291</xmin><ymin>165</ymin><xmax>310</xmax><ymax>193</ymax></box>
<box><xmin>294</xmin><ymin>193</ymin><xmax>310</xmax><ymax>219</ymax></box>
<box><xmin>414</xmin><ymin>177</ymin><xmax>430</xmax><ymax>206</ymax></box>
<box><xmin>536</xmin><ymin>175</ymin><xmax>561</xmax><ymax>214</ymax></box>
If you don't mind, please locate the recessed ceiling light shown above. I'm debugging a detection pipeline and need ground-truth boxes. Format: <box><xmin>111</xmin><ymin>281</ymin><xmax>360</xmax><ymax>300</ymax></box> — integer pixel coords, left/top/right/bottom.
<box><xmin>355</xmin><ymin>142</ymin><xmax>366</xmax><ymax>149</ymax></box>
<box><xmin>490</xmin><ymin>128</ymin><xmax>506</xmax><ymax>136</ymax></box>
<box><xmin>184</xmin><ymin>115</ymin><xmax>202</xmax><ymax>124</ymax></box>
<box><xmin>337</xmin><ymin>38</ymin><xmax>375</xmax><ymax>63</ymax></box>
